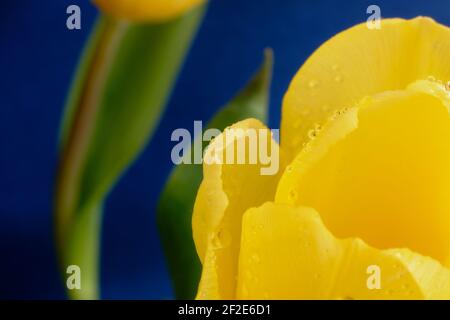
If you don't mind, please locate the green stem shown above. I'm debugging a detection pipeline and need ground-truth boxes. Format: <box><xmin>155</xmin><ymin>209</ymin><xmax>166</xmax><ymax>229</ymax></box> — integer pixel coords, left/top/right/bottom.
<box><xmin>55</xmin><ymin>17</ymin><xmax>120</xmax><ymax>300</ymax></box>
<box><xmin>55</xmin><ymin>6</ymin><xmax>206</xmax><ymax>300</ymax></box>
<box><xmin>64</xmin><ymin>203</ymin><xmax>103</xmax><ymax>300</ymax></box>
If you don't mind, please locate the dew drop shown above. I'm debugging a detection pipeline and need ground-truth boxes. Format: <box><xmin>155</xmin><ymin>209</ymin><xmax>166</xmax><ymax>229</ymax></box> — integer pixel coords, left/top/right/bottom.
<box><xmin>286</xmin><ymin>165</ymin><xmax>293</xmax><ymax>173</ymax></box>
<box><xmin>251</xmin><ymin>253</ymin><xmax>261</xmax><ymax>264</ymax></box>
<box><xmin>332</xmin><ymin>64</ymin><xmax>340</xmax><ymax>71</ymax></box>
<box><xmin>334</xmin><ymin>75</ymin><xmax>343</xmax><ymax>83</ymax></box>
<box><xmin>212</xmin><ymin>228</ymin><xmax>232</xmax><ymax>249</ymax></box>
<box><xmin>308</xmin><ymin>124</ymin><xmax>322</xmax><ymax>140</ymax></box>
<box><xmin>288</xmin><ymin>189</ymin><xmax>298</xmax><ymax>202</ymax></box>
<box><xmin>308</xmin><ymin>79</ymin><xmax>319</xmax><ymax>88</ymax></box>
<box><xmin>308</xmin><ymin>129</ymin><xmax>318</xmax><ymax>139</ymax></box>
<box><xmin>427</xmin><ymin>75</ymin><xmax>436</xmax><ymax>82</ymax></box>
<box><xmin>332</xmin><ymin>107</ymin><xmax>349</xmax><ymax>119</ymax></box>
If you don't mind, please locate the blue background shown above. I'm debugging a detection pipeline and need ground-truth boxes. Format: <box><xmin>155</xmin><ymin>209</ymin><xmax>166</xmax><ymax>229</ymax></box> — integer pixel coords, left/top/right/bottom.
<box><xmin>1</xmin><ymin>0</ymin><xmax>449</xmax><ymax>299</ymax></box>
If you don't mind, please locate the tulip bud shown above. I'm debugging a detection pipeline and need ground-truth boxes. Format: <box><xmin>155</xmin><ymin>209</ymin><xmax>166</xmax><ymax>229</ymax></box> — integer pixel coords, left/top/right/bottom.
<box><xmin>92</xmin><ymin>0</ymin><xmax>206</xmax><ymax>22</ymax></box>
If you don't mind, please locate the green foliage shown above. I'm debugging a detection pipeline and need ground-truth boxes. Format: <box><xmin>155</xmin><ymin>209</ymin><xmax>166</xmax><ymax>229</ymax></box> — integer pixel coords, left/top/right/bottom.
<box><xmin>157</xmin><ymin>50</ymin><xmax>273</xmax><ymax>299</ymax></box>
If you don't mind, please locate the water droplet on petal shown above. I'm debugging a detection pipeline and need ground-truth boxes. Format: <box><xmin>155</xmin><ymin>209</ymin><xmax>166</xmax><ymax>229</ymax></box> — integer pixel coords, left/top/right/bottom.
<box><xmin>251</xmin><ymin>253</ymin><xmax>261</xmax><ymax>264</ymax></box>
<box><xmin>212</xmin><ymin>228</ymin><xmax>232</xmax><ymax>249</ymax></box>
<box><xmin>288</xmin><ymin>189</ymin><xmax>298</xmax><ymax>202</ymax></box>
<box><xmin>308</xmin><ymin>124</ymin><xmax>322</xmax><ymax>140</ymax></box>
<box><xmin>314</xmin><ymin>123</ymin><xmax>322</xmax><ymax>131</ymax></box>
<box><xmin>332</xmin><ymin>64</ymin><xmax>340</xmax><ymax>71</ymax></box>
<box><xmin>308</xmin><ymin>79</ymin><xmax>319</xmax><ymax>89</ymax></box>
<box><xmin>334</xmin><ymin>75</ymin><xmax>343</xmax><ymax>83</ymax></box>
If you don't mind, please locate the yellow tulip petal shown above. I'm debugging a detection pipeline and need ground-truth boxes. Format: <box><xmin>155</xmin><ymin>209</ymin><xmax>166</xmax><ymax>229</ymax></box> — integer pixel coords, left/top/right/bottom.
<box><xmin>277</xmin><ymin>80</ymin><xmax>450</xmax><ymax>267</ymax></box>
<box><xmin>237</xmin><ymin>202</ymin><xmax>450</xmax><ymax>299</ymax></box>
<box><xmin>193</xmin><ymin>119</ymin><xmax>282</xmax><ymax>299</ymax></box>
<box><xmin>92</xmin><ymin>0</ymin><xmax>206</xmax><ymax>22</ymax></box>
<box><xmin>282</xmin><ymin>17</ymin><xmax>450</xmax><ymax>162</ymax></box>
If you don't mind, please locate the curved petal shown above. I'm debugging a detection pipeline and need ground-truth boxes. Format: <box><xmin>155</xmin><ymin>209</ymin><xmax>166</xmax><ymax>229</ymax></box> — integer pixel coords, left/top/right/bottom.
<box><xmin>277</xmin><ymin>80</ymin><xmax>450</xmax><ymax>266</ymax></box>
<box><xmin>92</xmin><ymin>0</ymin><xmax>206</xmax><ymax>22</ymax></box>
<box><xmin>282</xmin><ymin>17</ymin><xmax>450</xmax><ymax>162</ymax></box>
<box><xmin>237</xmin><ymin>202</ymin><xmax>450</xmax><ymax>299</ymax></box>
<box><xmin>193</xmin><ymin>119</ymin><xmax>282</xmax><ymax>299</ymax></box>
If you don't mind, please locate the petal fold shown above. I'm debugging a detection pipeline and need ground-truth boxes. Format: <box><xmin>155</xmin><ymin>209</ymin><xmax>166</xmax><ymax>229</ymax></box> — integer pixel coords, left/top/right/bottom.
<box><xmin>237</xmin><ymin>202</ymin><xmax>450</xmax><ymax>299</ymax></box>
<box><xmin>277</xmin><ymin>81</ymin><xmax>450</xmax><ymax>266</ymax></box>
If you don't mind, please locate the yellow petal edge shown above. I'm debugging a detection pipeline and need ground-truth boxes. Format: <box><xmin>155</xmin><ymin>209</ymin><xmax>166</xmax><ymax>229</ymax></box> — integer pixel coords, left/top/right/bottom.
<box><xmin>282</xmin><ymin>17</ymin><xmax>450</xmax><ymax>162</ymax></box>
<box><xmin>92</xmin><ymin>0</ymin><xmax>206</xmax><ymax>22</ymax></box>
<box><xmin>193</xmin><ymin>119</ymin><xmax>282</xmax><ymax>299</ymax></box>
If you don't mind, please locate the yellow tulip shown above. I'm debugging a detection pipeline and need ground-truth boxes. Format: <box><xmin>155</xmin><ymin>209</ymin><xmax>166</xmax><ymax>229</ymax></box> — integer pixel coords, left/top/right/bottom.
<box><xmin>193</xmin><ymin>17</ymin><xmax>450</xmax><ymax>299</ymax></box>
<box><xmin>92</xmin><ymin>0</ymin><xmax>206</xmax><ymax>22</ymax></box>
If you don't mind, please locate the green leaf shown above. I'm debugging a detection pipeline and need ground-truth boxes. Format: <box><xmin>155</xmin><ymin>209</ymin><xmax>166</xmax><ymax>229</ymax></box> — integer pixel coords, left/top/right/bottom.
<box><xmin>55</xmin><ymin>6</ymin><xmax>206</xmax><ymax>300</ymax></box>
<box><xmin>157</xmin><ymin>49</ymin><xmax>273</xmax><ymax>299</ymax></box>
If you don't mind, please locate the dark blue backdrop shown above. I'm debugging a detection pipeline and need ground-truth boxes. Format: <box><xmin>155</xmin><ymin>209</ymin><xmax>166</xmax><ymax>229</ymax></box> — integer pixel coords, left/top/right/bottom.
<box><xmin>1</xmin><ymin>0</ymin><xmax>449</xmax><ymax>299</ymax></box>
